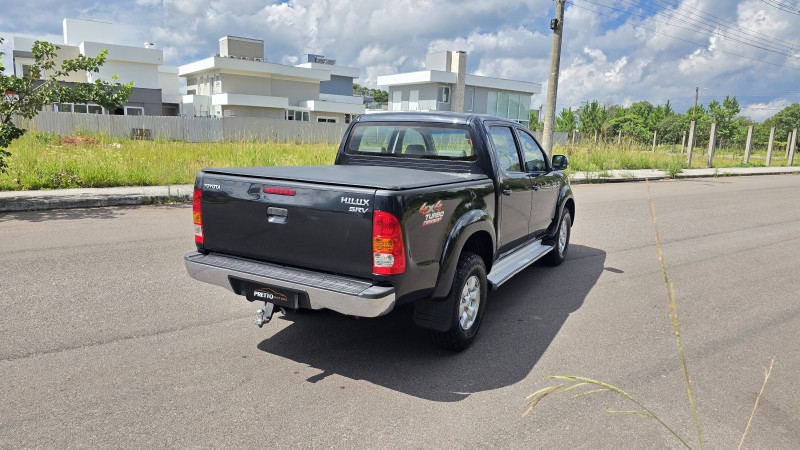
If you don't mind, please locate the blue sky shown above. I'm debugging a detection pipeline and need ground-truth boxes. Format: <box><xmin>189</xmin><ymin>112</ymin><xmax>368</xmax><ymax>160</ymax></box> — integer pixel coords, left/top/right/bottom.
<box><xmin>2</xmin><ymin>0</ymin><xmax>800</xmax><ymax>121</ymax></box>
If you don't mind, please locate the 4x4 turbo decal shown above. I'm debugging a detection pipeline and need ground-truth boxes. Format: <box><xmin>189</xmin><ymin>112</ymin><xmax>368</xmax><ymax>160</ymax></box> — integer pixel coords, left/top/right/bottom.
<box><xmin>420</xmin><ymin>200</ymin><xmax>444</xmax><ymax>226</ymax></box>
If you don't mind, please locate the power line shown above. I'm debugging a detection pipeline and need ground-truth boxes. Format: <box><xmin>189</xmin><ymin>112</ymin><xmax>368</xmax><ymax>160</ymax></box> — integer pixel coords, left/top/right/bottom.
<box><xmin>641</xmin><ymin>0</ymin><xmax>798</xmax><ymax>54</ymax></box>
<box><xmin>761</xmin><ymin>0</ymin><xmax>800</xmax><ymax>15</ymax></box>
<box><xmin>567</xmin><ymin>0</ymin><xmax>800</xmax><ymax>71</ymax></box>
<box><xmin>649</xmin><ymin>0</ymin><xmax>799</xmax><ymax>51</ymax></box>
<box><xmin>578</xmin><ymin>0</ymin><xmax>797</xmax><ymax>57</ymax></box>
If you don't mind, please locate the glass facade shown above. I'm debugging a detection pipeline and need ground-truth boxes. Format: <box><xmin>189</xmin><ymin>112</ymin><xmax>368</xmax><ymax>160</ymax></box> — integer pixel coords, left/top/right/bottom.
<box><xmin>485</xmin><ymin>90</ymin><xmax>531</xmax><ymax>123</ymax></box>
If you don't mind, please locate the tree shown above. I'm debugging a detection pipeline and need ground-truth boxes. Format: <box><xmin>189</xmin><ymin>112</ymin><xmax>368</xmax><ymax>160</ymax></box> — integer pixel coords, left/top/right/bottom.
<box><xmin>577</xmin><ymin>100</ymin><xmax>607</xmax><ymax>135</ymax></box>
<box><xmin>353</xmin><ymin>83</ymin><xmax>388</xmax><ymax>104</ymax></box>
<box><xmin>607</xmin><ymin>112</ymin><xmax>649</xmax><ymax>143</ymax></box>
<box><xmin>555</xmin><ymin>107</ymin><xmax>577</xmax><ymax>133</ymax></box>
<box><xmin>372</xmin><ymin>89</ymin><xmax>389</xmax><ymax>104</ymax></box>
<box><xmin>707</xmin><ymin>96</ymin><xmax>740</xmax><ymax>146</ymax></box>
<box><xmin>529</xmin><ymin>110</ymin><xmax>542</xmax><ymax>131</ymax></box>
<box><xmin>763</xmin><ymin>103</ymin><xmax>800</xmax><ymax>142</ymax></box>
<box><xmin>0</xmin><ymin>38</ymin><xmax>133</xmax><ymax>172</ymax></box>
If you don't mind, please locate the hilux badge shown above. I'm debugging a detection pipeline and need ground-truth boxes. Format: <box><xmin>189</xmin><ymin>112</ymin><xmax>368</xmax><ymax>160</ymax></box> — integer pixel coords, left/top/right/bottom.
<box><xmin>420</xmin><ymin>201</ymin><xmax>445</xmax><ymax>226</ymax></box>
<box><xmin>341</xmin><ymin>197</ymin><xmax>370</xmax><ymax>213</ymax></box>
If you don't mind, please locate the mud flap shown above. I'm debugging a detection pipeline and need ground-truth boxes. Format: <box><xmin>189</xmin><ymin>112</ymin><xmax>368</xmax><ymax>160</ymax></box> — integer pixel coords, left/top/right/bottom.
<box><xmin>413</xmin><ymin>297</ymin><xmax>454</xmax><ymax>332</ymax></box>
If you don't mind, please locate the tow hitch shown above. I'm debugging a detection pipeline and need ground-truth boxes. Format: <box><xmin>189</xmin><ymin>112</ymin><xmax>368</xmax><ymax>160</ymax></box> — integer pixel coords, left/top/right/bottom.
<box><xmin>255</xmin><ymin>302</ymin><xmax>275</xmax><ymax>327</ymax></box>
<box><xmin>255</xmin><ymin>302</ymin><xmax>288</xmax><ymax>327</ymax></box>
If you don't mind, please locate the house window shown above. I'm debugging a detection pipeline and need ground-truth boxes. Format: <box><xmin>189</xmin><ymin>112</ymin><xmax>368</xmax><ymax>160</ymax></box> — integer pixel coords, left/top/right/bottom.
<box><xmin>317</xmin><ymin>116</ymin><xmax>337</xmax><ymax>123</ymax></box>
<box><xmin>125</xmin><ymin>106</ymin><xmax>144</xmax><ymax>116</ymax></box>
<box><xmin>345</xmin><ymin>114</ymin><xmax>353</xmax><ymax>124</ymax></box>
<box><xmin>56</xmin><ymin>103</ymin><xmax>74</xmax><ymax>113</ymax></box>
<box><xmin>437</xmin><ymin>86</ymin><xmax>450</xmax><ymax>104</ymax></box>
<box><xmin>466</xmin><ymin>88</ymin><xmax>475</xmax><ymax>112</ymax></box>
<box><xmin>285</xmin><ymin>109</ymin><xmax>310</xmax><ymax>121</ymax></box>
<box><xmin>409</xmin><ymin>90</ymin><xmax>419</xmax><ymax>111</ymax></box>
<box><xmin>87</xmin><ymin>104</ymin><xmax>104</xmax><ymax>114</ymax></box>
<box><xmin>488</xmin><ymin>91</ymin><xmax>498</xmax><ymax>116</ymax></box>
<box><xmin>21</xmin><ymin>64</ymin><xmax>31</xmax><ymax>78</ymax></box>
<box><xmin>391</xmin><ymin>90</ymin><xmax>401</xmax><ymax>111</ymax></box>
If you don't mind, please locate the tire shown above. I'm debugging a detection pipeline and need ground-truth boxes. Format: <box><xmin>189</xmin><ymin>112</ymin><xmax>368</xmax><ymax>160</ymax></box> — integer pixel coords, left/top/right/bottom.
<box><xmin>545</xmin><ymin>208</ymin><xmax>572</xmax><ymax>266</ymax></box>
<box><xmin>429</xmin><ymin>252</ymin><xmax>487</xmax><ymax>351</ymax></box>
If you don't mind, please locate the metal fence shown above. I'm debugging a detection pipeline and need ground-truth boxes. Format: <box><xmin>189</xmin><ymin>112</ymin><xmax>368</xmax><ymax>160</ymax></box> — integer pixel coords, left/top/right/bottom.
<box><xmin>17</xmin><ymin>111</ymin><xmax>350</xmax><ymax>144</ymax></box>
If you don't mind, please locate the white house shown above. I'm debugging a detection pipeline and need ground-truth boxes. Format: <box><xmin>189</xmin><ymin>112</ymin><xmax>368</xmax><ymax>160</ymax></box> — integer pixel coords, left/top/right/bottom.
<box><xmin>377</xmin><ymin>51</ymin><xmax>541</xmax><ymax>126</ymax></box>
<box><xmin>12</xmin><ymin>18</ymin><xmax>180</xmax><ymax>116</ymax></box>
<box><xmin>179</xmin><ymin>36</ymin><xmax>364</xmax><ymax>123</ymax></box>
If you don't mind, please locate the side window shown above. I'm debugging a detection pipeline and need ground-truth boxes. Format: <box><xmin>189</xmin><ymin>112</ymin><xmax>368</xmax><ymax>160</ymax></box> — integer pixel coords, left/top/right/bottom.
<box><xmin>488</xmin><ymin>126</ymin><xmax>522</xmax><ymax>172</ymax></box>
<box><xmin>517</xmin><ymin>130</ymin><xmax>547</xmax><ymax>172</ymax></box>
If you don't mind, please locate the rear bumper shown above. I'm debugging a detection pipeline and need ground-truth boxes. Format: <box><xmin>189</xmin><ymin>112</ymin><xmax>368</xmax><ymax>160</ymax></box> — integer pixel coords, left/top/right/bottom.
<box><xmin>184</xmin><ymin>252</ymin><xmax>396</xmax><ymax>317</ymax></box>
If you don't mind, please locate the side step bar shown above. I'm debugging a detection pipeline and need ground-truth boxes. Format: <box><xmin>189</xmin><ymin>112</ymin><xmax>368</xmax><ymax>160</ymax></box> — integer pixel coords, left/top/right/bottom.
<box><xmin>487</xmin><ymin>240</ymin><xmax>554</xmax><ymax>289</ymax></box>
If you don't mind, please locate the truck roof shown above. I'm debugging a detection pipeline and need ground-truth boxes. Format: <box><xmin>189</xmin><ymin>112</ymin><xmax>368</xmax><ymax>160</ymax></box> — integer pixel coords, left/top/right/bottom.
<box><xmin>356</xmin><ymin>111</ymin><xmax>521</xmax><ymax>126</ymax></box>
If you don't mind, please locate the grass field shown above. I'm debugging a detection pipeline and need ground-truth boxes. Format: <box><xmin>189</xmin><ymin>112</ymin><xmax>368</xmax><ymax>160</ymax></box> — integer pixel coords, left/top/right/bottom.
<box><xmin>0</xmin><ymin>131</ymin><xmax>794</xmax><ymax>191</ymax></box>
<box><xmin>0</xmin><ymin>132</ymin><xmax>339</xmax><ymax>191</ymax></box>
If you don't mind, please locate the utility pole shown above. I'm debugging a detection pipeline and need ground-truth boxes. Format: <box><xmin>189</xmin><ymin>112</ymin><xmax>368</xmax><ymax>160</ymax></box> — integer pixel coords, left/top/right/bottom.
<box><xmin>694</xmin><ymin>86</ymin><xmax>699</xmax><ymax>113</ymax></box>
<box><xmin>541</xmin><ymin>0</ymin><xmax>566</xmax><ymax>156</ymax></box>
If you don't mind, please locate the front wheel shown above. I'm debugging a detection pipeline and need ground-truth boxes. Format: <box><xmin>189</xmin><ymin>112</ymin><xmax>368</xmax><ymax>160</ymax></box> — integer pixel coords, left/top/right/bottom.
<box><xmin>545</xmin><ymin>208</ymin><xmax>571</xmax><ymax>266</ymax></box>
<box><xmin>429</xmin><ymin>252</ymin><xmax>487</xmax><ymax>351</ymax></box>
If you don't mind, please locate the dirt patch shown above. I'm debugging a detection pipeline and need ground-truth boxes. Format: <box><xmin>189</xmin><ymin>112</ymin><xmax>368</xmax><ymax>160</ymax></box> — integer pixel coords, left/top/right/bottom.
<box><xmin>60</xmin><ymin>136</ymin><xmax>100</xmax><ymax>146</ymax></box>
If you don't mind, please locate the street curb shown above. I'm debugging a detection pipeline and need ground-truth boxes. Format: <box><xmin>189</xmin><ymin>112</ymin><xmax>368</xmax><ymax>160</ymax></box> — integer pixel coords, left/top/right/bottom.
<box><xmin>0</xmin><ymin>193</ymin><xmax>192</xmax><ymax>213</ymax></box>
<box><xmin>569</xmin><ymin>168</ymin><xmax>800</xmax><ymax>185</ymax></box>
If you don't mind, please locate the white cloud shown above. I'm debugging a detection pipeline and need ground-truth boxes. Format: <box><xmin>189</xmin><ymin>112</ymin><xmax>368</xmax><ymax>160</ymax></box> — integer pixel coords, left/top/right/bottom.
<box><xmin>2</xmin><ymin>0</ymin><xmax>800</xmax><ymax>121</ymax></box>
<box><xmin>741</xmin><ymin>99</ymin><xmax>791</xmax><ymax>121</ymax></box>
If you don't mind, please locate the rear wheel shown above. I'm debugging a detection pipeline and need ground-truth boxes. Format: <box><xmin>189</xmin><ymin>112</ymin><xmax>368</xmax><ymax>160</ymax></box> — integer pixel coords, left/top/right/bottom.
<box><xmin>546</xmin><ymin>208</ymin><xmax>571</xmax><ymax>266</ymax></box>
<box><xmin>429</xmin><ymin>252</ymin><xmax>487</xmax><ymax>351</ymax></box>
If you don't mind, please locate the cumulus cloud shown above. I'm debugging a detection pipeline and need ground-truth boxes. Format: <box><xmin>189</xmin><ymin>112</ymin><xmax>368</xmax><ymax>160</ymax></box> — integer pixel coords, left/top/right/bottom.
<box><xmin>2</xmin><ymin>0</ymin><xmax>800</xmax><ymax>121</ymax></box>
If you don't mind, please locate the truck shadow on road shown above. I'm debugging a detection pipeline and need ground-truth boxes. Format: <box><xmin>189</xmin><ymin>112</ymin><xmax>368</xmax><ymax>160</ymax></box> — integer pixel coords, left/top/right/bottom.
<box><xmin>257</xmin><ymin>244</ymin><xmax>606</xmax><ymax>402</ymax></box>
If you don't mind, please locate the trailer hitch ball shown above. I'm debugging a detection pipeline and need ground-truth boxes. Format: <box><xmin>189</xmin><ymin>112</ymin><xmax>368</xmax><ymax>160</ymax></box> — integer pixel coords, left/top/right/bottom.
<box><xmin>255</xmin><ymin>302</ymin><xmax>275</xmax><ymax>328</ymax></box>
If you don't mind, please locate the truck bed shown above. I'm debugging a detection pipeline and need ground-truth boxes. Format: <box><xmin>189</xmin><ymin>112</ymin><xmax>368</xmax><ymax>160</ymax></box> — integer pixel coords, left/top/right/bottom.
<box><xmin>203</xmin><ymin>165</ymin><xmax>488</xmax><ymax>190</ymax></box>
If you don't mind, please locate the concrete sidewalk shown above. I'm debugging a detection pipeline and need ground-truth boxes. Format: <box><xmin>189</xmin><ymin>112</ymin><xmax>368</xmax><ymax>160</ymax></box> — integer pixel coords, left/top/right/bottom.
<box><xmin>1</xmin><ymin>166</ymin><xmax>798</xmax><ymax>213</ymax></box>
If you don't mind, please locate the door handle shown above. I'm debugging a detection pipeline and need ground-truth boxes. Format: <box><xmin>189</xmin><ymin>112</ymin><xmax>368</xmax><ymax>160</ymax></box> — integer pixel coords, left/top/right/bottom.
<box><xmin>502</xmin><ymin>188</ymin><xmax>512</xmax><ymax>196</ymax></box>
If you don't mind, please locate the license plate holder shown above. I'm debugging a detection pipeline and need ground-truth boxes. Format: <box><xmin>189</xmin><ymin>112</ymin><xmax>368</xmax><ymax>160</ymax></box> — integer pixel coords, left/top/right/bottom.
<box><xmin>244</xmin><ymin>283</ymin><xmax>299</xmax><ymax>309</ymax></box>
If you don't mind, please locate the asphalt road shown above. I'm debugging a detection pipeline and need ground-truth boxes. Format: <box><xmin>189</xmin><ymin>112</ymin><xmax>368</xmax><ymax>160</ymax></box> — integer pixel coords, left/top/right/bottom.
<box><xmin>1</xmin><ymin>175</ymin><xmax>799</xmax><ymax>449</ymax></box>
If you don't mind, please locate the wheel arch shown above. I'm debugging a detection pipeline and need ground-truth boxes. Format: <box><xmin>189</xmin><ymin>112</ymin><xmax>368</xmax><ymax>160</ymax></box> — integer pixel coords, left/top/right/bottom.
<box><xmin>431</xmin><ymin>210</ymin><xmax>495</xmax><ymax>299</ymax></box>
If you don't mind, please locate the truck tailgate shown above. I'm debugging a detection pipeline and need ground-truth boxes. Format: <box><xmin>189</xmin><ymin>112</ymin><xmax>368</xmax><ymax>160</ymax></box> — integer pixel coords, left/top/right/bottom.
<box><xmin>200</xmin><ymin>173</ymin><xmax>376</xmax><ymax>278</ymax></box>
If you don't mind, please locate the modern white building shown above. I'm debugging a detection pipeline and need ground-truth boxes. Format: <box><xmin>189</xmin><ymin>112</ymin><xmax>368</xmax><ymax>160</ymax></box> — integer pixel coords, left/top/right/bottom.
<box><xmin>12</xmin><ymin>18</ymin><xmax>180</xmax><ymax>116</ymax></box>
<box><xmin>377</xmin><ymin>51</ymin><xmax>541</xmax><ymax>126</ymax></box>
<box><xmin>179</xmin><ymin>36</ymin><xmax>364</xmax><ymax>123</ymax></box>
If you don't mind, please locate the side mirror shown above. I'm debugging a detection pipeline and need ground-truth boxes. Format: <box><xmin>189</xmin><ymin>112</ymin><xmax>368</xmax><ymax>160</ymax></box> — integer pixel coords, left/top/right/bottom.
<box><xmin>552</xmin><ymin>155</ymin><xmax>569</xmax><ymax>171</ymax></box>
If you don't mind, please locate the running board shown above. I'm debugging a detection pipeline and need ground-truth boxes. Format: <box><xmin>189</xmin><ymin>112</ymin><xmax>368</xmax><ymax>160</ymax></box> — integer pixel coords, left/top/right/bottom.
<box><xmin>487</xmin><ymin>240</ymin><xmax>554</xmax><ymax>289</ymax></box>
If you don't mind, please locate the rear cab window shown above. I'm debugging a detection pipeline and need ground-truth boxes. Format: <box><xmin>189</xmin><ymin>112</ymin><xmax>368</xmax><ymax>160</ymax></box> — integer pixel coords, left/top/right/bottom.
<box><xmin>346</xmin><ymin>123</ymin><xmax>478</xmax><ymax>161</ymax></box>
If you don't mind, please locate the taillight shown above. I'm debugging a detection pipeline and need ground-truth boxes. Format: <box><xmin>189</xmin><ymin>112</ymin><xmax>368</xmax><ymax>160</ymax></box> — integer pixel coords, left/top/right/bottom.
<box><xmin>193</xmin><ymin>188</ymin><xmax>204</xmax><ymax>245</ymax></box>
<box><xmin>372</xmin><ymin>210</ymin><xmax>405</xmax><ymax>275</ymax></box>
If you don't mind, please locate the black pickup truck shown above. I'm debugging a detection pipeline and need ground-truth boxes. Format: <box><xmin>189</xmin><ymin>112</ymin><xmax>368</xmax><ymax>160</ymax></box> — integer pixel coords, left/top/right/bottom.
<box><xmin>185</xmin><ymin>112</ymin><xmax>574</xmax><ymax>350</ymax></box>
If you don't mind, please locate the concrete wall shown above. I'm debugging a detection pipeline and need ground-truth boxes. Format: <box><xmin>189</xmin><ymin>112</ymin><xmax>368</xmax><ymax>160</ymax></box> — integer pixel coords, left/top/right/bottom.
<box><xmin>271</xmin><ymin>79</ymin><xmax>319</xmax><ymax>105</ymax></box>
<box><xmin>13</xmin><ymin>38</ymin><xmax>85</xmax><ymax>83</ymax></box>
<box><xmin>93</xmin><ymin>60</ymin><xmax>160</xmax><ymax>89</ymax></box>
<box><xmin>219</xmin><ymin>36</ymin><xmax>264</xmax><ymax>59</ymax></box>
<box><xmin>220</xmin><ymin>73</ymin><xmax>272</xmax><ymax>95</ymax></box>
<box><xmin>158</xmin><ymin>67</ymin><xmax>181</xmax><ymax>103</ymax></box>
<box><xmin>221</xmin><ymin>106</ymin><xmax>284</xmax><ymax>120</ymax></box>
<box><xmin>20</xmin><ymin>110</ymin><xmax>348</xmax><ymax>144</ymax></box>
<box><xmin>63</xmin><ymin>18</ymin><xmax>139</xmax><ymax>47</ymax></box>
<box><xmin>320</xmin><ymin>75</ymin><xmax>354</xmax><ymax>96</ymax></box>
<box><xmin>426</xmin><ymin>51</ymin><xmax>451</xmax><ymax>71</ymax></box>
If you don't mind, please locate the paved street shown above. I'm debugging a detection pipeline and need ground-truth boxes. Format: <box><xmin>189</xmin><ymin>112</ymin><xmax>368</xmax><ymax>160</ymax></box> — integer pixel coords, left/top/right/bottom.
<box><xmin>1</xmin><ymin>175</ymin><xmax>799</xmax><ymax>448</ymax></box>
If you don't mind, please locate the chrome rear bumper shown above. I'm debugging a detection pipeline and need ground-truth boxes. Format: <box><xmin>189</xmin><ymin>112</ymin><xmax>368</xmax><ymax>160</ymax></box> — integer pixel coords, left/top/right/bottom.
<box><xmin>184</xmin><ymin>252</ymin><xmax>396</xmax><ymax>317</ymax></box>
